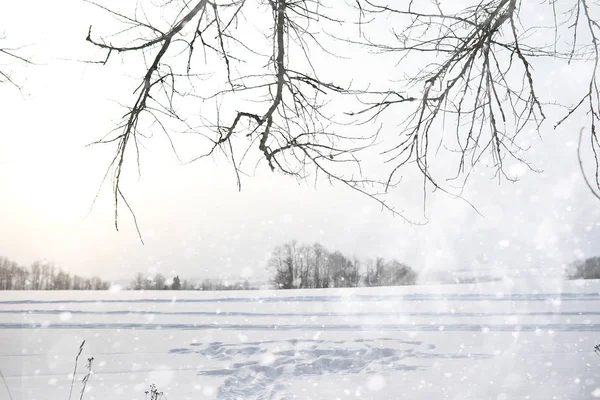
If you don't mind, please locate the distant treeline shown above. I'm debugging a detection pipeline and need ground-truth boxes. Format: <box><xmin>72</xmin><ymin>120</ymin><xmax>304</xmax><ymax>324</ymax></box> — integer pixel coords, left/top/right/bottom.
<box><xmin>2</xmin><ymin>243</ymin><xmax>418</xmax><ymax>292</ymax></box>
<box><xmin>128</xmin><ymin>272</ymin><xmax>256</xmax><ymax>291</ymax></box>
<box><xmin>267</xmin><ymin>241</ymin><xmax>418</xmax><ymax>289</ymax></box>
<box><xmin>566</xmin><ymin>256</ymin><xmax>600</xmax><ymax>280</ymax></box>
<box><xmin>0</xmin><ymin>257</ymin><xmax>111</xmax><ymax>290</ymax></box>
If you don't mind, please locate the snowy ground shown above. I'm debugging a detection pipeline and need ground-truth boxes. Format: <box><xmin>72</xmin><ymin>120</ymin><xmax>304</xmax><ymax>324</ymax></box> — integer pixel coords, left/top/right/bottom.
<box><xmin>1</xmin><ymin>278</ymin><xmax>600</xmax><ymax>399</ymax></box>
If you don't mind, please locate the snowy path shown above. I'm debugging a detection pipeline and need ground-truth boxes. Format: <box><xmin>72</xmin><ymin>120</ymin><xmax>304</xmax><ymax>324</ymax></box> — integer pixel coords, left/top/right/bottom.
<box><xmin>1</xmin><ymin>280</ymin><xmax>600</xmax><ymax>399</ymax></box>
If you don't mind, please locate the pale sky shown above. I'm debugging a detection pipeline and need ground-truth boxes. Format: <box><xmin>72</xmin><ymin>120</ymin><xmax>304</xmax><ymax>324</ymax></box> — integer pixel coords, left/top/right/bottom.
<box><xmin>0</xmin><ymin>0</ymin><xmax>599</xmax><ymax>284</ymax></box>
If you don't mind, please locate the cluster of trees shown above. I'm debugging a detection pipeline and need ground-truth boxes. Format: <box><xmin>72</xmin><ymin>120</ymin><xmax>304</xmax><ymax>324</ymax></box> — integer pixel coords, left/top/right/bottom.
<box><xmin>128</xmin><ymin>273</ymin><xmax>254</xmax><ymax>291</ymax></box>
<box><xmin>268</xmin><ymin>241</ymin><xmax>417</xmax><ymax>289</ymax></box>
<box><xmin>196</xmin><ymin>279</ymin><xmax>254</xmax><ymax>291</ymax></box>
<box><xmin>129</xmin><ymin>273</ymin><xmax>189</xmax><ymax>291</ymax></box>
<box><xmin>0</xmin><ymin>256</ymin><xmax>111</xmax><ymax>290</ymax></box>
<box><xmin>363</xmin><ymin>258</ymin><xmax>419</xmax><ymax>288</ymax></box>
<box><xmin>566</xmin><ymin>257</ymin><xmax>600</xmax><ymax>280</ymax></box>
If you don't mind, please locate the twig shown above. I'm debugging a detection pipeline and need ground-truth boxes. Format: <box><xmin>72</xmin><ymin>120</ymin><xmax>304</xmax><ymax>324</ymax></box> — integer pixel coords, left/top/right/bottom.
<box><xmin>68</xmin><ymin>340</ymin><xmax>86</xmax><ymax>400</ymax></box>
<box><xmin>577</xmin><ymin>127</ymin><xmax>600</xmax><ymax>201</ymax></box>
<box><xmin>79</xmin><ymin>357</ymin><xmax>94</xmax><ymax>400</ymax></box>
<box><xmin>0</xmin><ymin>369</ymin><xmax>13</xmax><ymax>400</ymax></box>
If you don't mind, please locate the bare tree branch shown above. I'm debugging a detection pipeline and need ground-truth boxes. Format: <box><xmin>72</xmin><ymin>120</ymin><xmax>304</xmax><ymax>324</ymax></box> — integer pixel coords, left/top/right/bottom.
<box><xmin>0</xmin><ymin>33</ymin><xmax>33</xmax><ymax>90</ymax></box>
<box><xmin>84</xmin><ymin>0</ymin><xmax>600</xmax><ymax>235</ymax></box>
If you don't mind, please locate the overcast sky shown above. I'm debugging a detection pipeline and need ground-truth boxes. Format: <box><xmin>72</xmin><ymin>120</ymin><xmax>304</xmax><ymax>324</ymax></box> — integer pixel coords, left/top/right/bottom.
<box><xmin>1</xmin><ymin>0</ymin><xmax>599</xmax><ymax>284</ymax></box>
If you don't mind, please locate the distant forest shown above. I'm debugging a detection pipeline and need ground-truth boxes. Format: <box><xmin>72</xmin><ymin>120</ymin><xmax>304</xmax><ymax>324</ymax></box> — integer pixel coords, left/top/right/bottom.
<box><xmin>1</xmin><ymin>242</ymin><xmax>418</xmax><ymax>291</ymax></box>
<box><xmin>0</xmin><ymin>257</ymin><xmax>111</xmax><ymax>290</ymax></box>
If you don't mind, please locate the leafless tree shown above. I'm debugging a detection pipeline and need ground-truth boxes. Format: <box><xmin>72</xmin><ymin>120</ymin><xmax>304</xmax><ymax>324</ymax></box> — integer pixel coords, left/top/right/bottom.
<box><xmin>154</xmin><ymin>273</ymin><xmax>167</xmax><ymax>290</ymax></box>
<box><xmin>131</xmin><ymin>272</ymin><xmax>145</xmax><ymax>290</ymax></box>
<box><xmin>85</xmin><ymin>0</ymin><xmax>600</xmax><ymax>234</ymax></box>
<box><xmin>30</xmin><ymin>261</ymin><xmax>42</xmax><ymax>290</ymax></box>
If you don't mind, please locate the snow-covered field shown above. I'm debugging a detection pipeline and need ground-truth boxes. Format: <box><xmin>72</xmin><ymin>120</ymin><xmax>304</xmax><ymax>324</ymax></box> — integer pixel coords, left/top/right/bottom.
<box><xmin>1</xmin><ymin>278</ymin><xmax>600</xmax><ymax>399</ymax></box>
